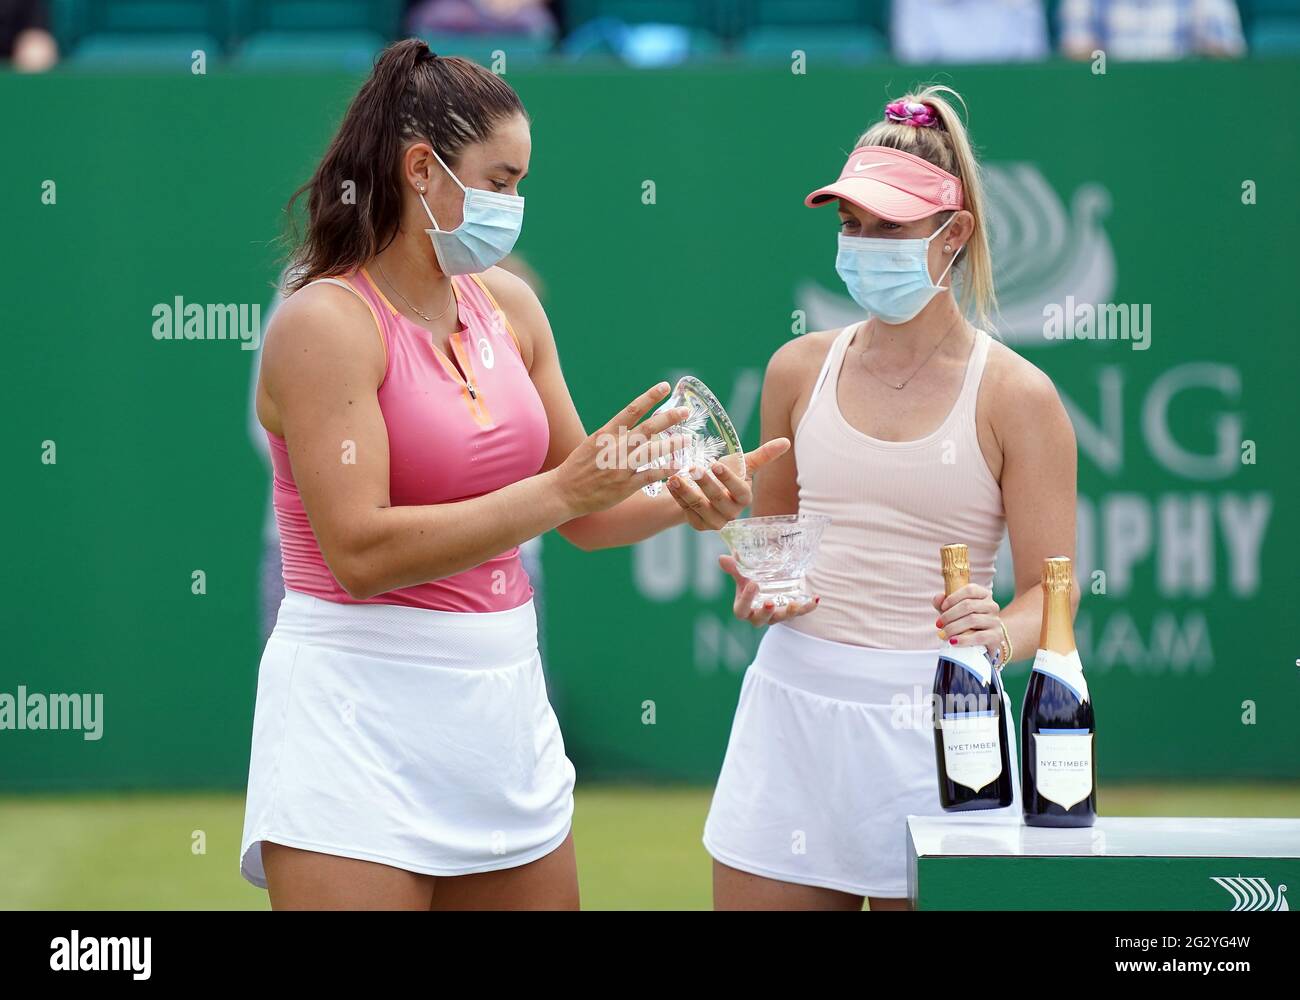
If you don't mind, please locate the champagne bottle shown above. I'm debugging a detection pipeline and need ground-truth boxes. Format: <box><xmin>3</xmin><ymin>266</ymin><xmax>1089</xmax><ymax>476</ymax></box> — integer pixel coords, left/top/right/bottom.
<box><xmin>932</xmin><ymin>543</ymin><xmax>1014</xmax><ymax>811</ymax></box>
<box><xmin>1021</xmin><ymin>557</ymin><xmax>1097</xmax><ymax>827</ymax></box>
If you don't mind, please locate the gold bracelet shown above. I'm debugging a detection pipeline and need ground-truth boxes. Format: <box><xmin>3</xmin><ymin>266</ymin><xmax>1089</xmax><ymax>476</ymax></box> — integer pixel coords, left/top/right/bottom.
<box><xmin>996</xmin><ymin>620</ymin><xmax>1013</xmax><ymax>668</ymax></box>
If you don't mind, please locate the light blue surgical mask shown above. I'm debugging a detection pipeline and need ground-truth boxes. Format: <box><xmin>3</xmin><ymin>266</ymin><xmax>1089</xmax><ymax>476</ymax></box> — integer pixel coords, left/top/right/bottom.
<box><xmin>835</xmin><ymin>214</ymin><xmax>960</xmax><ymax>324</ymax></box>
<box><xmin>418</xmin><ymin>148</ymin><xmax>524</xmax><ymax>276</ymax></box>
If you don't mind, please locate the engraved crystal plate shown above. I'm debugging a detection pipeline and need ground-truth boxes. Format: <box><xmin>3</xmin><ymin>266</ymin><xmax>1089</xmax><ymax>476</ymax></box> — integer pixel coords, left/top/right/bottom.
<box><xmin>719</xmin><ymin>513</ymin><xmax>830</xmax><ymax>609</ymax></box>
<box><xmin>639</xmin><ymin>376</ymin><xmax>745</xmax><ymax>497</ymax></box>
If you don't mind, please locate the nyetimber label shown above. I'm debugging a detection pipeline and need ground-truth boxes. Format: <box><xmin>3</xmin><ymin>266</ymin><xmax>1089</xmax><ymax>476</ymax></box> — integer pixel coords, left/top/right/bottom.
<box><xmin>1033</xmin><ymin>730</ymin><xmax>1094</xmax><ymax>809</ymax></box>
<box><xmin>49</xmin><ymin>931</ymin><xmax>151</xmax><ymax>979</ymax></box>
<box><xmin>939</xmin><ymin>712</ymin><xmax>1003</xmax><ymax>792</ymax></box>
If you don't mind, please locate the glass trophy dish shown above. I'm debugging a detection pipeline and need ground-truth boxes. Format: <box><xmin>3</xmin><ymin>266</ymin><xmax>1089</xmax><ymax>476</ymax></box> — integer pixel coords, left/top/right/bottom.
<box><xmin>720</xmin><ymin>513</ymin><xmax>831</xmax><ymax>610</ymax></box>
<box><xmin>639</xmin><ymin>376</ymin><xmax>745</xmax><ymax>497</ymax></box>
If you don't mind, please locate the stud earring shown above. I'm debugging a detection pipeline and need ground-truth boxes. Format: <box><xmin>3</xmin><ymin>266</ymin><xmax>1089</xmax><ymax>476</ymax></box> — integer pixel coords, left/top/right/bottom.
<box><xmin>944</xmin><ymin>243</ymin><xmax>952</xmax><ymax>252</ymax></box>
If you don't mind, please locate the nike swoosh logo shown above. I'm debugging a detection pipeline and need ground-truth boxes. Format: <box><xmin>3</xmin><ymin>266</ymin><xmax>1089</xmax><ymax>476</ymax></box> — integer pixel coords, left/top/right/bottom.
<box><xmin>852</xmin><ymin>161</ymin><xmax>886</xmax><ymax>172</ymax></box>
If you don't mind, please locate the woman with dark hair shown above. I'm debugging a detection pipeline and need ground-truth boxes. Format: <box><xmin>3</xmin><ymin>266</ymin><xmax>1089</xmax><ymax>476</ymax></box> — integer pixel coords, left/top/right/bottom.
<box><xmin>239</xmin><ymin>39</ymin><xmax>785</xmax><ymax>909</ymax></box>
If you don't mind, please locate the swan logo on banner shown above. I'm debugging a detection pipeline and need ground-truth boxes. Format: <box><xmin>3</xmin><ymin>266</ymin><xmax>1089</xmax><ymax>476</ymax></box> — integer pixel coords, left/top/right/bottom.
<box><xmin>1211</xmin><ymin>876</ymin><xmax>1289</xmax><ymax>911</ymax></box>
<box><xmin>797</xmin><ymin>162</ymin><xmax>1116</xmax><ymax>346</ymax></box>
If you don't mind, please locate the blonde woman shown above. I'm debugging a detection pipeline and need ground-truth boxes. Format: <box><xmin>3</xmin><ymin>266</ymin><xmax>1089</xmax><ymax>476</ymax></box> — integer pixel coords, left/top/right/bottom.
<box><xmin>669</xmin><ymin>87</ymin><xmax>1081</xmax><ymax>911</ymax></box>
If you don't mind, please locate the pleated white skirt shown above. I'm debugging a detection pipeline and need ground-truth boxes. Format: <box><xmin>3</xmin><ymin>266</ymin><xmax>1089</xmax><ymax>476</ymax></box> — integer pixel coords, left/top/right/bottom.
<box><xmin>240</xmin><ymin>589</ymin><xmax>575</xmax><ymax>888</ymax></box>
<box><xmin>703</xmin><ymin>622</ymin><xmax>1021</xmax><ymax>899</ymax></box>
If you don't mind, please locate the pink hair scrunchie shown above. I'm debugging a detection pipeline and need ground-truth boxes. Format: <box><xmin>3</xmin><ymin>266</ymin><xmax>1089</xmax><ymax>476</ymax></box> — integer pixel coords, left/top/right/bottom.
<box><xmin>885</xmin><ymin>99</ymin><xmax>938</xmax><ymax>127</ymax></box>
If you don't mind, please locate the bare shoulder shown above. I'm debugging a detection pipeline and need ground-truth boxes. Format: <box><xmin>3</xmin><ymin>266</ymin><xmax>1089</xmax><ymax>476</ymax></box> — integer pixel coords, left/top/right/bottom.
<box><xmin>477</xmin><ymin>263</ymin><xmax>540</xmax><ymax>312</ymax></box>
<box><xmin>981</xmin><ymin>335</ymin><xmax>1076</xmax><ymax>444</ymax></box>
<box><xmin>261</xmin><ymin>279</ymin><xmax>385</xmax><ymax>392</ymax></box>
<box><xmin>763</xmin><ymin>328</ymin><xmax>847</xmax><ymax>438</ymax></box>
<box><xmin>766</xmin><ymin>328</ymin><xmax>842</xmax><ymax>389</ymax></box>
<box><xmin>477</xmin><ymin>265</ymin><xmax>547</xmax><ymax>365</ymax></box>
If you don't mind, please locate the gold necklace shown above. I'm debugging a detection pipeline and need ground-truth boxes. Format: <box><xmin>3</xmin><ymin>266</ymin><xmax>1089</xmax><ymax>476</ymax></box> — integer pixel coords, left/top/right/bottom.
<box><xmin>378</xmin><ymin>260</ymin><xmax>454</xmax><ymax>323</ymax></box>
<box><xmin>859</xmin><ymin>315</ymin><xmax>965</xmax><ymax>391</ymax></box>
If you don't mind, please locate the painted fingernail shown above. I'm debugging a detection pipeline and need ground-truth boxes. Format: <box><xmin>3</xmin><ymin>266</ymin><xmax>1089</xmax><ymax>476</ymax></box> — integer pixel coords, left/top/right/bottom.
<box><xmin>949</xmin><ymin>638</ymin><xmax>958</xmax><ymax>645</ymax></box>
<box><xmin>814</xmin><ymin>596</ymin><xmax>820</xmax><ymax>604</ymax></box>
<box><xmin>935</xmin><ymin>618</ymin><xmax>943</xmax><ymax>628</ymax></box>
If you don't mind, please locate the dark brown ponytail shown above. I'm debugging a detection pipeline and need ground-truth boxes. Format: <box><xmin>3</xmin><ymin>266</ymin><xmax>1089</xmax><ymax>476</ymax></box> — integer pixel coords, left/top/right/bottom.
<box><xmin>284</xmin><ymin>39</ymin><xmax>526</xmax><ymax>292</ymax></box>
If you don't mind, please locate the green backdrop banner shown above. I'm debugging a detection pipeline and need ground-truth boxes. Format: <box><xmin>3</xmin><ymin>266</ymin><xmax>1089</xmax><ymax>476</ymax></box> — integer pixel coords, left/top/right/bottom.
<box><xmin>2</xmin><ymin>59</ymin><xmax>1297</xmax><ymax>790</ymax></box>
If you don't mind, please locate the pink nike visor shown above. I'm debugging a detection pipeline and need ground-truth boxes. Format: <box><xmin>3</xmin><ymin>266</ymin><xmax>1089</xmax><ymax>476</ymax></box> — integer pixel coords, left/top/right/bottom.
<box><xmin>805</xmin><ymin>145</ymin><xmax>963</xmax><ymax>222</ymax></box>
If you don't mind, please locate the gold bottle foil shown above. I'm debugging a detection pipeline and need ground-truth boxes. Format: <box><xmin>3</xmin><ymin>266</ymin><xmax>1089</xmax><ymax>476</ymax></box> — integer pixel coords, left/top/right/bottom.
<box><xmin>940</xmin><ymin>543</ymin><xmax>970</xmax><ymax>597</ymax></box>
<box><xmin>1039</xmin><ymin>556</ymin><xmax>1077</xmax><ymax>655</ymax></box>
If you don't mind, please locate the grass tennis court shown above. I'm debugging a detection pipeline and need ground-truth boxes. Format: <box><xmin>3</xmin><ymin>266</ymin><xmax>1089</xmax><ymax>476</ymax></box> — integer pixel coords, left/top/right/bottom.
<box><xmin>3</xmin><ymin>782</ymin><xmax>1297</xmax><ymax>910</ymax></box>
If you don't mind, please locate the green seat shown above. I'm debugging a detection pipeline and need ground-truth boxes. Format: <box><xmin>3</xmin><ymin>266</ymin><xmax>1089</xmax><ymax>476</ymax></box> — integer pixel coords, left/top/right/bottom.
<box><xmin>1250</xmin><ymin>17</ymin><xmax>1300</xmax><ymax>54</ymax></box>
<box><xmin>233</xmin><ymin>0</ymin><xmax>401</xmax><ymax>35</ymax></box>
<box><xmin>738</xmin><ymin>24</ymin><xmax>885</xmax><ymax>62</ymax></box>
<box><xmin>563</xmin><ymin>25</ymin><xmax>725</xmax><ymax>64</ymax></box>
<box><xmin>62</xmin><ymin>0</ymin><xmax>234</xmax><ymax>60</ymax></box>
<box><xmin>69</xmin><ymin>31</ymin><xmax>221</xmax><ymax>67</ymax></box>
<box><xmin>566</xmin><ymin>0</ymin><xmax>729</xmax><ymax>30</ymax></box>
<box><xmin>84</xmin><ymin>0</ymin><xmax>228</xmax><ymax>31</ymax></box>
<box><xmin>1243</xmin><ymin>0</ymin><xmax>1300</xmax><ymax>15</ymax></box>
<box><xmin>417</xmin><ymin>33</ymin><xmax>554</xmax><ymax>68</ymax></box>
<box><xmin>48</xmin><ymin>0</ymin><xmax>85</xmax><ymax>54</ymax></box>
<box><xmin>745</xmin><ymin>0</ymin><xmax>885</xmax><ymax>30</ymax></box>
<box><xmin>232</xmin><ymin>30</ymin><xmax>385</xmax><ymax>70</ymax></box>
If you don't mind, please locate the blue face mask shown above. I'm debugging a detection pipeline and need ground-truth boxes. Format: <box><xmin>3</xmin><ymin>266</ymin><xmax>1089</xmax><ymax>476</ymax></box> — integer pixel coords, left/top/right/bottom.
<box><xmin>835</xmin><ymin>214</ymin><xmax>960</xmax><ymax>324</ymax></box>
<box><xmin>418</xmin><ymin>148</ymin><xmax>524</xmax><ymax>276</ymax></box>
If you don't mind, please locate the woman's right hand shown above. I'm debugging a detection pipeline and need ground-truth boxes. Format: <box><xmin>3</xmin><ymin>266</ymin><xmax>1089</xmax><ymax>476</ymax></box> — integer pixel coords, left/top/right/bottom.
<box><xmin>554</xmin><ymin>382</ymin><xmax>691</xmax><ymax>517</ymax></box>
<box><xmin>719</xmin><ymin>554</ymin><xmax>820</xmax><ymax>627</ymax></box>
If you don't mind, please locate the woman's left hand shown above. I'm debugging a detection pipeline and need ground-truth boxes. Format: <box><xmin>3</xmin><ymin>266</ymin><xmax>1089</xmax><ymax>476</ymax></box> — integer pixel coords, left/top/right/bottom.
<box><xmin>666</xmin><ymin>438</ymin><xmax>790</xmax><ymax>530</ymax></box>
<box><xmin>932</xmin><ymin>584</ymin><xmax>1003</xmax><ymax>662</ymax></box>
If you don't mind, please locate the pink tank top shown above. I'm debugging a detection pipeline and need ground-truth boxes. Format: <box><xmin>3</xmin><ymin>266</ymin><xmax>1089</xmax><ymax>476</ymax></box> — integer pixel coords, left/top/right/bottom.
<box><xmin>266</xmin><ymin>267</ymin><xmax>550</xmax><ymax>613</ymax></box>
<box><xmin>784</xmin><ymin>321</ymin><xmax>1005</xmax><ymax>649</ymax></box>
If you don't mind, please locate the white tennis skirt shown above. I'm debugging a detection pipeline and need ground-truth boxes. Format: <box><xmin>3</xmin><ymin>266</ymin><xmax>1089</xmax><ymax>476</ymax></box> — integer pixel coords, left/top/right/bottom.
<box><xmin>703</xmin><ymin>622</ymin><xmax>1021</xmax><ymax>899</ymax></box>
<box><xmin>240</xmin><ymin>589</ymin><xmax>575</xmax><ymax>888</ymax></box>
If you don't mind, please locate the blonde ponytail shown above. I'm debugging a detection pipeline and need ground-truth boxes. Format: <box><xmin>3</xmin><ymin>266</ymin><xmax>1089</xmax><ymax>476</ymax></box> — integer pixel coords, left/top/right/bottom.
<box><xmin>857</xmin><ymin>85</ymin><xmax>996</xmax><ymax>330</ymax></box>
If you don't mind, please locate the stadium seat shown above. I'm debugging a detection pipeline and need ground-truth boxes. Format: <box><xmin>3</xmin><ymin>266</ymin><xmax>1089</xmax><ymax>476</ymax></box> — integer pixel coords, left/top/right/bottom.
<box><xmin>1249</xmin><ymin>17</ymin><xmax>1300</xmax><ymax>53</ymax></box>
<box><xmin>565</xmin><ymin>0</ymin><xmax>730</xmax><ymax>31</ymax></box>
<box><xmin>735</xmin><ymin>0</ymin><xmax>887</xmax><ymax>60</ymax></box>
<box><xmin>64</xmin><ymin>0</ymin><xmax>233</xmax><ymax>66</ymax></box>
<box><xmin>564</xmin><ymin>0</ymin><xmax>736</xmax><ymax>48</ymax></box>
<box><xmin>230</xmin><ymin>30</ymin><xmax>385</xmax><ymax>70</ymax></box>
<box><xmin>70</xmin><ymin>33</ymin><xmax>220</xmax><ymax>68</ymax></box>
<box><xmin>738</xmin><ymin>25</ymin><xmax>886</xmax><ymax>62</ymax></box>
<box><xmin>229</xmin><ymin>0</ymin><xmax>400</xmax><ymax>68</ymax></box>
<box><xmin>561</xmin><ymin>20</ymin><xmax>725</xmax><ymax>64</ymax></box>
<box><xmin>233</xmin><ymin>0</ymin><xmax>401</xmax><ymax>35</ymax></box>
<box><xmin>417</xmin><ymin>34</ymin><xmax>554</xmax><ymax>69</ymax></box>
<box><xmin>742</xmin><ymin>0</ymin><xmax>886</xmax><ymax>32</ymax></box>
<box><xmin>1241</xmin><ymin>0</ymin><xmax>1300</xmax><ymax>14</ymax></box>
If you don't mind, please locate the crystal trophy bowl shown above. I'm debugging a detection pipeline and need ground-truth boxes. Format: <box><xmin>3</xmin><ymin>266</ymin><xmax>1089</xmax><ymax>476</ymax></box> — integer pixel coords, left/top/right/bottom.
<box><xmin>639</xmin><ymin>376</ymin><xmax>745</xmax><ymax>497</ymax></box>
<box><xmin>720</xmin><ymin>513</ymin><xmax>831</xmax><ymax>609</ymax></box>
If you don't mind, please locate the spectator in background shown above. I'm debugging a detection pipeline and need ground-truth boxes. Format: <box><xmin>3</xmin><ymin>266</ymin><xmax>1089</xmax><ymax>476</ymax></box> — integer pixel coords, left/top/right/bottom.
<box><xmin>0</xmin><ymin>0</ymin><xmax>57</xmax><ymax>71</ymax></box>
<box><xmin>1059</xmin><ymin>0</ymin><xmax>1246</xmax><ymax>59</ymax></box>
<box><xmin>893</xmin><ymin>0</ymin><xmax>1050</xmax><ymax>63</ymax></box>
<box><xmin>405</xmin><ymin>0</ymin><xmax>557</xmax><ymax>36</ymax></box>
